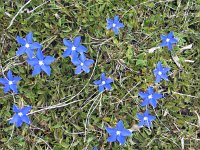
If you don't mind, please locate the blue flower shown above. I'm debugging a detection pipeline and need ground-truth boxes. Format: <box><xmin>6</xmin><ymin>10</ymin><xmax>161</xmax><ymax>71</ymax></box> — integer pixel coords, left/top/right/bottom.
<box><xmin>72</xmin><ymin>54</ymin><xmax>94</xmax><ymax>74</ymax></box>
<box><xmin>62</xmin><ymin>36</ymin><xmax>87</xmax><ymax>59</ymax></box>
<box><xmin>106</xmin><ymin>15</ymin><xmax>124</xmax><ymax>34</ymax></box>
<box><xmin>160</xmin><ymin>31</ymin><xmax>178</xmax><ymax>50</ymax></box>
<box><xmin>93</xmin><ymin>73</ymin><xmax>113</xmax><ymax>93</ymax></box>
<box><xmin>9</xmin><ymin>104</ymin><xmax>32</xmax><ymax>127</ymax></box>
<box><xmin>93</xmin><ymin>147</ymin><xmax>98</xmax><ymax>150</ymax></box>
<box><xmin>139</xmin><ymin>86</ymin><xmax>162</xmax><ymax>108</ymax></box>
<box><xmin>153</xmin><ymin>61</ymin><xmax>170</xmax><ymax>83</ymax></box>
<box><xmin>137</xmin><ymin>109</ymin><xmax>156</xmax><ymax>128</ymax></box>
<box><xmin>27</xmin><ymin>49</ymin><xmax>55</xmax><ymax>76</ymax></box>
<box><xmin>16</xmin><ymin>32</ymin><xmax>42</xmax><ymax>58</ymax></box>
<box><xmin>0</xmin><ymin>70</ymin><xmax>21</xmax><ymax>93</ymax></box>
<box><xmin>106</xmin><ymin>120</ymin><xmax>132</xmax><ymax>145</ymax></box>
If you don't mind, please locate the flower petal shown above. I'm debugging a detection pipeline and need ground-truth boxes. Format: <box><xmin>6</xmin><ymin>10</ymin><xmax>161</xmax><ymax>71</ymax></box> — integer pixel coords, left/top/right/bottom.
<box><xmin>106</xmin><ymin>18</ymin><xmax>113</xmax><ymax>24</ymax></box>
<box><xmin>160</xmin><ymin>34</ymin><xmax>167</xmax><ymax>40</ymax></box>
<box><xmin>121</xmin><ymin>129</ymin><xmax>132</xmax><ymax>136</ymax></box>
<box><xmin>106</xmin><ymin>24</ymin><xmax>113</xmax><ymax>30</ymax></box>
<box><xmin>21</xmin><ymin>115</ymin><xmax>31</xmax><ymax>125</ymax></box>
<box><xmin>85</xmin><ymin>59</ymin><xmax>94</xmax><ymax>66</ymax></box>
<box><xmin>3</xmin><ymin>85</ymin><xmax>10</xmax><ymax>93</ymax></box>
<box><xmin>139</xmin><ymin>92</ymin><xmax>148</xmax><ymax>99</ymax></box>
<box><xmin>141</xmin><ymin>98</ymin><xmax>149</xmax><ymax>107</ymax></box>
<box><xmin>98</xmin><ymin>85</ymin><xmax>104</xmax><ymax>93</ymax></box>
<box><xmin>107</xmin><ymin>135</ymin><xmax>117</xmax><ymax>143</ymax></box>
<box><xmin>77</xmin><ymin>45</ymin><xmax>87</xmax><ymax>53</ymax></box>
<box><xmin>106</xmin><ymin>127</ymin><xmax>117</xmax><ymax>134</ymax></box>
<box><xmin>27</xmin><ymin>58</ymin><xmax>38</xmax><ymax>66</ymax></box>
<box><xmin>32</xmin><ymin>65</ymin><xmax>42</xmax><ymax>76</ymax></box>
<box><xmin>101</xmin><ymin>73</ymin><xmax>106</xmax><ymax>81</ymax></box>
<box><xmin>113</xmin><ymin>27</ymin><xmax>119</xmax><ymax>34</ymax></box>
<box><xmin>117</xmin><ymin>135</ymin><xmax>126</xmax><ymax>145</ymax></box>
<box><xmin>30</xmin><ymin>42</ymin><xmax>42</xmax><ymax>49</ymax></box>
<box><xmin>93</xmin><ymin>80</ymin><xmax>101</xmax><ymax>85</ymax></box>
<box><xmin>106</xmin><ymin>78</ymin><xmax>113</xmax><ymax>84</ymax></box>
<box><xmin>36</xmin><ymin>49</ymin><xmax>44</xmax><ymax>60</ymax></box>
<box><xmin>147</xmin><ymin>86</ymin><xmax>154</xmax><ymax>94</ymax></box>
<box><xmin>160</xmin><ymin>41</ymin><xmax>167</xmax><ymax>47</ymax></box>
<box><xmin>155</xmin><ymin>75</ymin><xmax>161</xmax><ymax>83</ymax></box>
<box><xmin>15</xmin><ymin>119</ymin><xmax>23</xmax><ymax>127</ymax></box>
<box><xmin>16</xmin><ymin>36</ymin><xmax>26</xmax><ymax>45</ymax></box>
<box><xmin>21</xmin><ymin>106</ymin><xmax>32</xmax><ymax>114</ymax></box>
<box><xmin>10</xmin><ymin>84</ymin><xmax>18</xmax><ymax>93</ymax></box>
<box><xmin>82</xmin><ymin>66</ymin><xmax>90</xmax><ymax>73</ymax></box>
<box><xmin>13</xmin><ymin>77</ymin><xmax>21</xmax><ymax>83</ymax></box>
<box><xmin>62</xmin><ymin>49</ymin><xmax>71</xmax><ymax>58</ymax></box>
<box><xmin>44</xmin><ymin>56</ymin><xmax>55</xmax><ymax>65</ymax></box>
<box><xmin>114</xmin><ymin>15</ymin><xmax>119</xmax><ymax>23</ymax></box>
<box><xmin>63</xmin><ymin>39</ymin><xmax>73</xmax><ymax>47</ymax></box>
<box><xmin>7</xmin><ymin>70</ymin><xmax>13</xmax><ymax>80</ymax></box>
<box><xmin>12</xmin><ymin>104</ymin><xmax>19</xmax><ymax>113</ymax></box>
<box><xmin>41</xmin><ymin>65</ymin><xmax>51</xmax><ymax>76</ymax></box>
<box><xmin>75</xmin><ymin>66</ymin><xmax>82</xmax><ymax>74</ymax></box>
<box><xmin>153</xmin><ymin>93</ymin><xmax>162</xmax><ymax>100</ymax></box>
<box><xmin>0</xmin><ymin>78</ymin><xmax>8</xmax><ymax>85</ymax></box>
<box><xmin>25</xmin><ymin>48</ymin><xmax>34</xmax><ymax>58</ymax></box>
<box><xmin>168</xmin><ymin>31</ymin><xmax>173</xmax><ymax>38</ymax></box>
<box><xmin>73</xmin><ymin>36</ymin><xmax>81</xmax><ymax>46</ymax></box>
<box><xmin>16</xmin><ymin>46</ymin><xmax>26</xmax><ymax>56</ymax></box>
<box><xmin>26</xmin><ymin>32</ymin><xmax>33</xmax><ymax>43</ymax></box>
<box><xmin>9</xmin><ymin>114</ymin><xmax>19</xmax><ymax>124</ymax></box>
<box><xmin>167</xmin><ymin>43</ymin><xmax>173</xmax><ymax>50</ymax></box>
<box><xmin>116</xmin><ymin>120</ymin><xmax>124</xmax><ymax>130</ymax></box>
<box><xmin>104</xmin><ymin>84</ymin><xmax>112</xmax><ymax>90</ymax></box>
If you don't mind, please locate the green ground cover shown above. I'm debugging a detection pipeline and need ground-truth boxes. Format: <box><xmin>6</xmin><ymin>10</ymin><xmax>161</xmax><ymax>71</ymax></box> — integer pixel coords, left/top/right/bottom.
<box><xmin>0</xmin><ymin>0</ymin><xmax>200</xmax><ymax>149</ymax></box>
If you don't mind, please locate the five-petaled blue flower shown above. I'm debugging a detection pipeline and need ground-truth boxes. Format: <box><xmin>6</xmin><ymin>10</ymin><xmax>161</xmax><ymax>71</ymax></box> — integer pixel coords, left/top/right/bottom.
<box><xmin>9</xmin><ymin>104</ymin><xmax>32</xmax><ymax>127</ymax></box>
<box><xmin>93</xmin><ymin>73</ymin><xmax>113</xmax><ymax>93</ymax></box>
<box><xmin>106</xmin><ymin>15</ymin><xmax>124</xmax><ymax>34</ymax></box>
<box><xmin>72</xmin><ymin>55</ymin><xmax>94</xmax><ymax>74</ymax></box>
<box><xmin>27</xmin><ymin>49</ymin><xmax>55</xmax><ymax>76</ymax></box>
<box><xmin>137</xmin><ymin>109</ymin><xmax>156</xmax><ymax>128</ymax></box>
<box><xmin>139</xmin><ymin>86</ymin><xmax>162</xmax><ymax>108</ymax></box>
<box><xmin>16</xmin><ymin>32</ymin><xmax>42</xmax><ymax>58</ymax></box>
<box><xmin>62</xmin><ymin>36</ymin><xmax>87</xmax><ymax>59</ymax></box>
<box><xmin>160</xmin><ymin>31</ymin><xmax>178</xmax><ymax>50</ymax></box>
<box><xmin>0</xmin><ymin>70</ymin><xmax>21</xmax><ymax>93</ymax></box>
<box><xmin>153</xmin><ymin>61</ymin><xmax>170</xmax><ymax>83</ymax></box>
<box><xmin>106</xmin><ymin>120</ymin><xmax>132</xmax><ymax>145</ymax></box>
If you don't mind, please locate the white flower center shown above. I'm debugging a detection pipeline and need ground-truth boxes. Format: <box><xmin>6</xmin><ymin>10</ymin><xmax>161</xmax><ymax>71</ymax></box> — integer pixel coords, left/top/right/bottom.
<box><xmin>144</xmin><ymin>117</ymin><xmax>148</xmax><ymax>121</ymax></box>
<box><xmin>116</xmin><ymin>131</ymin><xmax>121</xmax><ymax>135</ymax></box>
<box><xmin>18</xmin><ymin>112</ymin><xmax>23</xmax><ymax>117</ymax></box>
<box><xmin>102</xmin><ymin>81</ymin><xmax>106</xmax><ymax>85</ymax></box>
<box><xmin>25</xmin><ymin>43</ymin><xmax>30</xmax><ymax>48</ymax></box>
<box><xmin>80</xmin><ymin>63</ymin><xmax>84</xmax><ymax>66</ymax></box>
<box><xmin>39</xmin><ymin>60</ymin><xmax>44</xmax><ymax>66</ymax></box>
<box><xmin>158</xmin><ymin>71</ymin><xmax>162</xmax><ymax>75</ymax></box>
<box><xmin>166</xmin><ymin>38</ymin><xmax>170</xmax><ymax>42</ymax></box>
<box><xmin>112</xmin><ymin>23</ymin><xmax>116</xmax><ymax>27</ymax></box>
<box><xmin>8</xmin><ymin>81</ymin><xmax>13</xmax><ymax>85</ymax></box>
<box><xmin>72</xmin><ymin>46</ymin><xmax>76</xmax><ymax>51</ymax></box>
<box><xmin>148</xmin><ymin>94</ymin><xmax>153</xmax><ymax>99</ymax></box>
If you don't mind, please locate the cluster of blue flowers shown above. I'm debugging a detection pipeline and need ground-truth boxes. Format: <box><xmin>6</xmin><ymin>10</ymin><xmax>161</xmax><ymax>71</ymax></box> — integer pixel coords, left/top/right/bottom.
<box><xmin>0</xmin><ymin>15</ymin><xmax>178</xmax><ymax>149</ymax></box>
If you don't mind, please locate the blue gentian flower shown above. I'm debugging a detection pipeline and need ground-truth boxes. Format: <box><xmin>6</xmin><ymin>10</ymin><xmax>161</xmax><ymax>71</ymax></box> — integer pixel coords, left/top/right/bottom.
<box><xmin>106</xmin><ymin>15</ymin><xmax>124</xmax><ymax>34</ymax></box>
<box><xmin>160</xmin><ymin>31</ymin><xmax>178</xmax><ymax>50</ymax></box>
<box><xmin>137</xmin><ymin>109</ymin><xmax>156</xmax><ymax>128</ymax></box>
<box><xmin>62</xmin><ymin>36</ymin><xmax>87</xmax><ymax>59</ymax></box>
<box><xmin>16</xmin><ymin>32</ymin><xmax>42</xmax><ymax>58</ymax></box>
<box><xmin>153</xmin><ymin>61</ymin><xmax>170</xmax><ymax>83</ymax></box>
<box><xmin>93</xmin><ymin>147</ymin><xmax>98</xmax><ymax>150</ymax></box>
<box><xmin>139</xmin><ymin>86</ymin><xmax>162</xmax><ymax>108</ymax></box>
<box><xmin>27</xmin><ymin>49</ymin><xmax>55</xmax><ymax>76</ymax></box>
<box><xmin>93</xmin><ymin>73</ymin><xmax>113</xmax><ymax>93</ymax></box>
<box><xmin>106</xmin><ymin>120</ymin><xmax>132</xmax><ymax>145</ymax></box>
<box><xmin>9</xmin><ymin>104</ymin><xmax>32</xmax><ymax>127</ymax></box>
<box><xmin>0</xmin><ymin>70</ymin><xmax>21</xmax><ymax>93</ymax></box>
<box><xmin>72</xmin><ymin>54</ymin><xmax>94</xmax><ymax>74</ymax></box>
